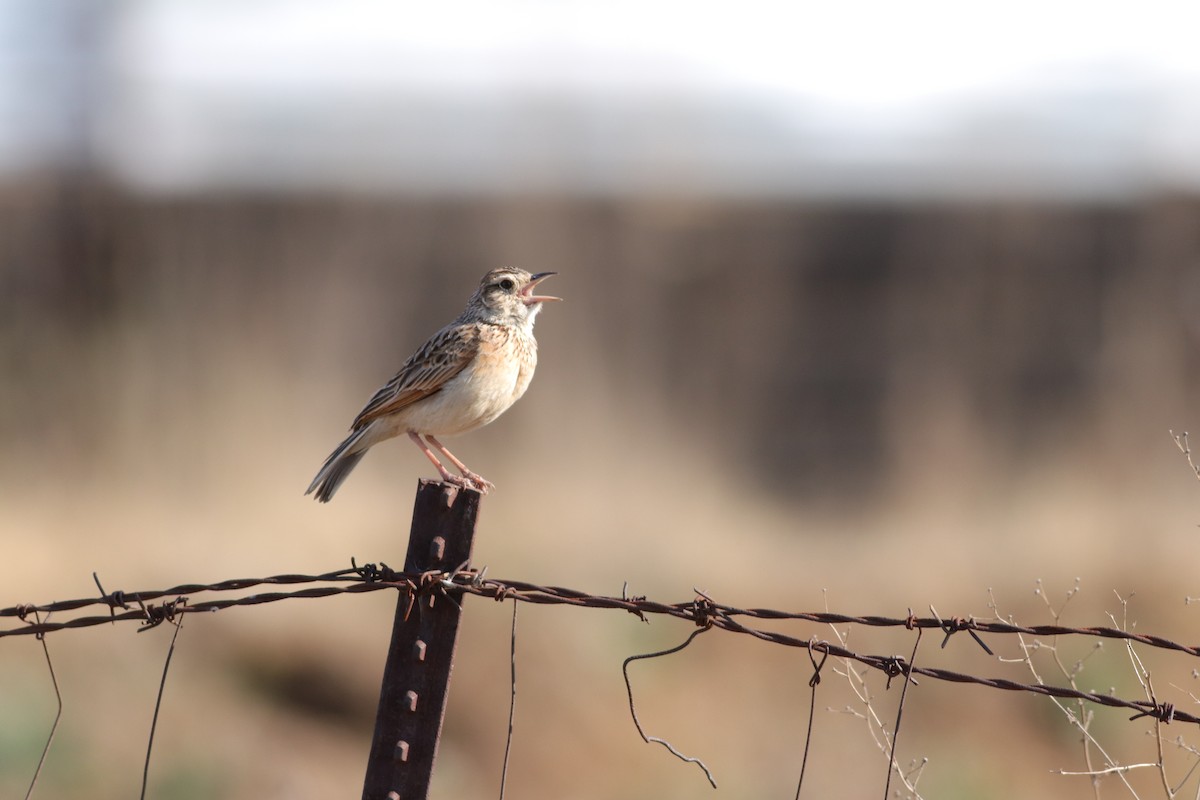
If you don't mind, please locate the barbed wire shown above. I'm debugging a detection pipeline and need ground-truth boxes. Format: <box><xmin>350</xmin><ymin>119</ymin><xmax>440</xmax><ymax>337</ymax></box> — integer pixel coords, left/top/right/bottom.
<box><xmin>3</xmin><ymin>561</ymin><xmax>1197</xmax><ymax>730</ymax></box>
<box><xmin>16</xmin><ymin>434</ymin><xmax>1200</xmax><ymax>797</ymax></box>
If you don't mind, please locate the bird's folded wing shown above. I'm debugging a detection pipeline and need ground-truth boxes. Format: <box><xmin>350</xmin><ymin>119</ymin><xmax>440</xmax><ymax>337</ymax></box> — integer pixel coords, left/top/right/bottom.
<box><xmin>351</xmin><ymin>324</ymin><xmax>479</xmax><ymax>428</ymax></box>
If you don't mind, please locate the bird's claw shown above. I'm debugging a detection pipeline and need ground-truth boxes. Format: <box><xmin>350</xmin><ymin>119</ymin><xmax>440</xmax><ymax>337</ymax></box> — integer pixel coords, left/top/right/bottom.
<box><xmin>439</xmin><ymin>472</ymin><xmax>494</xmax><ymax>495</ymax></box>
<box><xmin>462</xmin><ymin>472</ymin><xmax>495</xmax><ymax>494</ymax></box>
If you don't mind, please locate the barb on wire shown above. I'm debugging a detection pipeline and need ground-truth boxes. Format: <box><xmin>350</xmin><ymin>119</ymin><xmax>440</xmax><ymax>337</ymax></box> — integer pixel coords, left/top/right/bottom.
<box><xmin>137</xmin><ymin>596</ymin><xmax>188</xmax><ymax>633</ymax></box>
<box><xmin>622</xmin><ymin>581</ymin><xmax>648</xmax><ymax>623</ymax></box>
<box><xmin>93</xmin><ymin>572</ymin><xmax>129</xmax><ymax>623</ymax></box>
<box><xmin>622</xmin><ymin>626</ymin><xmax>718</xmax><ymax>789</ymax></box>
<box><xmin>1129</xmin><ymin>700</ymin><xmax>1176</xmax><ymax>724</ymax></box>
<box><xmin>930</xmin><ymin>605</ymin><xmax>993</xmax><ymax>655</ymax></box>
<box><xmin>350</xmin><ymin>557</ymin><xmax>398</xmax><ymax>583</ymax></box>
<box><xmin>23</xmin><ymin>611</ymin><xmax>61</xmax><ymax>800</ymax></box>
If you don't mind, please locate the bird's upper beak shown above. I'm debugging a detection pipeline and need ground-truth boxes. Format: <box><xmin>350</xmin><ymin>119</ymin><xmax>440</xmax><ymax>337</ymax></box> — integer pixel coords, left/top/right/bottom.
<box><xmin>521</xmin><ymin>272</ymin><xmax>562</xmax><ymax>305</ymax></box>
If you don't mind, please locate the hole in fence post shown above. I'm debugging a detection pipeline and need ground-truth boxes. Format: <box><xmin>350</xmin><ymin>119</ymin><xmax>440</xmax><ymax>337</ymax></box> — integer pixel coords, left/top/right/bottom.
<box><xmin>361</xmin><ymin>479</ymin><xmax>481</xmax><ymax>800</ymax></box>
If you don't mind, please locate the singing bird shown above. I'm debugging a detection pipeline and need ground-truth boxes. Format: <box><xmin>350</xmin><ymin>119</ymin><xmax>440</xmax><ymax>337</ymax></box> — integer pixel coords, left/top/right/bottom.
<box><xmin>306</xmin><ymin>268</ymin><xmax>560</xmax><ymax>502</ymax></box>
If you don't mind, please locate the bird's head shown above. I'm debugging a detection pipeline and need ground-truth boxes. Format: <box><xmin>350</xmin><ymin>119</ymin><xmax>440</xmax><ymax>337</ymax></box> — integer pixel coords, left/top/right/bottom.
<box><xmin>469</xmin><ymin>268</ymin><xmax>561</xmax><ymax>327</ymax></box>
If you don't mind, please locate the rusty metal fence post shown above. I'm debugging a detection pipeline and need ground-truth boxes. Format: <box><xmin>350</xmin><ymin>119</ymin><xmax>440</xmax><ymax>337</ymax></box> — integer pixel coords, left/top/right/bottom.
<box><xmin>362</xmin><ymin>479</ymin><xmax>480</xmax><ymax>800</ymax></box>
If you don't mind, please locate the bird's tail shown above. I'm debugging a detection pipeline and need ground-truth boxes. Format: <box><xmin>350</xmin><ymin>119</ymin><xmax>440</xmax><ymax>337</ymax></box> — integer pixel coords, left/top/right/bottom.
<box><xmin>306</xmin><ymin>427</ymin><xmax>372</xmax><ymax>503</ymax></box>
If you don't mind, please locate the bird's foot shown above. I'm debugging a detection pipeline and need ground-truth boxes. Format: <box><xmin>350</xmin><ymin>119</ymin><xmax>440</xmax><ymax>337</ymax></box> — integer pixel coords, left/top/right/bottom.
<box><xmin>435</xmin><ymin>470</ymin><xmax>469</xmax><ymax>489</ymax></box>
<box><xmin>460</xmin><ymin>471</ymin><xmax>495</xmax><ymax>495</ymax></box>
<box><xmin>436</xmin><ymin>471</ymin><xmax>494</xmax><ymax>495</ymax></box>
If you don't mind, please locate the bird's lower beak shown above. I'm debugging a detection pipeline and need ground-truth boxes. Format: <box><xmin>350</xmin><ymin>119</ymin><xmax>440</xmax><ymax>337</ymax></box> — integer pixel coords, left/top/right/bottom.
<box><xmin>521</xmin><ymin>271</ymin><xmax>562</xmax><ymax>305</ymax></box>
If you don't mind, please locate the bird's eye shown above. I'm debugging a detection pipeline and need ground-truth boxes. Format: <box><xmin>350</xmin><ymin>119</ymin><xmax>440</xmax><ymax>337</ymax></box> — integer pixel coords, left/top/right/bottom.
<box><xmin>498</xmin><ymin>278</ymin><xmax>515</xmax><ymax>291</ymax></box>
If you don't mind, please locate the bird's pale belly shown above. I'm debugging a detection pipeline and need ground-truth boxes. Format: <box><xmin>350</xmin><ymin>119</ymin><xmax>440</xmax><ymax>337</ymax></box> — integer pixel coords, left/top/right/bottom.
<box><xmin>398</xmin><ymin>357</ymin><xmax>533</xmax><ymax>436</ymax></box>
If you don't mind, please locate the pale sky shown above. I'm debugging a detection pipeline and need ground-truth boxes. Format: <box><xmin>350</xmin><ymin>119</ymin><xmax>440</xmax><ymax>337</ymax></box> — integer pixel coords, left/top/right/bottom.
<box><xmin>7</xmin><ymin>0</ymin><xmax>1200</xmax><ymax>195</ymax></box>
<box><xmin>121</xmin><ymin>0</ymin><xmax>1200</xmax><ymax>101</ymax></box>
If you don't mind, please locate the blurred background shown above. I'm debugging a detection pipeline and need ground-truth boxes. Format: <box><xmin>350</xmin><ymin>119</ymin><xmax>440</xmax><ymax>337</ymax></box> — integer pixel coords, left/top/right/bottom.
<box><xmin>4</xmin><ymin>1</ymin><xmax>1200</xmax><ymax>798</ymax></box>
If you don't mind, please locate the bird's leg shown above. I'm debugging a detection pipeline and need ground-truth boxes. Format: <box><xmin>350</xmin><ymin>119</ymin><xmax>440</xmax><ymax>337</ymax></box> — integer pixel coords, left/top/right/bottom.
<box><xmin>406</xmin><ymin>431</ymin><xmax>472</xmax><ymax>490</ymax></box>
<box><xmin>425</xmin><ymin>434</ymin><xmax>495</xmax><ymax>494</ymax></box>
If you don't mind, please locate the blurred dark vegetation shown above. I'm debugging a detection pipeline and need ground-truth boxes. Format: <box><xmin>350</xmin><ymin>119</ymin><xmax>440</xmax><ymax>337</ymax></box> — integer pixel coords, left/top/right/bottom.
<box><xmin>4</xmin><ymin>171</ymin><xmax>1200</xmax><ymax>800</ymax></box>
<box><xmin>3</xmin><ymin>173</ymin><xmax>1199</xmax><ymax>501</ymax></box>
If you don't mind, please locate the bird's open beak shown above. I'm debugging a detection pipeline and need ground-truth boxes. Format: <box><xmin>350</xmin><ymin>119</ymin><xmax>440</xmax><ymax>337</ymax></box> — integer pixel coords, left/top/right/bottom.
<box><xmin>521</xmin><ymin>271</ymin><xmax>562</xmax><ymax>305</ymax></box>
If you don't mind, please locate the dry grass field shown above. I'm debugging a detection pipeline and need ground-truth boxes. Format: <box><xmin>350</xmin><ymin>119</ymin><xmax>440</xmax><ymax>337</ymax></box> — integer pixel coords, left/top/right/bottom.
<box><xmin>4</xmin><ymin>185</ymin><xmax>1200</xmax><ymax>799</ymax></box>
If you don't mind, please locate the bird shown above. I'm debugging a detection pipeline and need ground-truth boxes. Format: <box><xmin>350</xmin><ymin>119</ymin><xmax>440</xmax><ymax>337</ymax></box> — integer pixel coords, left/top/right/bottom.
<box><xmin>306</xmin><ymin>268</ymin><xmax>560</xmax><ymax>502</ymax></box>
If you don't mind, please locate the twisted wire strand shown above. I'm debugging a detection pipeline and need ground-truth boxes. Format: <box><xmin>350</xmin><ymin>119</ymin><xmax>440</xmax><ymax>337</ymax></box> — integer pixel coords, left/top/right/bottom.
<box><xmin>2</xmin><ymin>565</ymin><xmax>1193</xmax><ymax>726</ymax></box>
